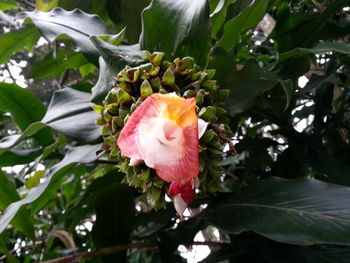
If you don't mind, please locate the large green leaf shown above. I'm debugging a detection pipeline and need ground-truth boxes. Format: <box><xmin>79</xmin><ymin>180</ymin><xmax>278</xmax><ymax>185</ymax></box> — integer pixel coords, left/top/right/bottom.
<box><xmin>90</xmin><ymin>57</ymin><xmax>119</xmax><ymax>104</ymax></box>
<box><xmin>210</xmin><ymin>0</ymin><xmax>237</xmax><ymax>40</ymax></box>
<box><xmin>17</xmin><ymin>8</ymin><xmax>109</xmax><ymax>63</ymax></box>
<box><xmin>205</xmin><ymin>177</ymin><xmax>350</xmax><ymax>245</ymax></box>
<box><xmin>0</xmin><ymin>171</ymin><xmax>34</xmax><ymax>238</ymax></box>
<box><xmin>92</xmin><ymin>183</ymin><xmax>135</xmax><ymax>263</ymax></box>
<box><xmin>140</xmin><ymin>0</ymin><xmax>211</xmax><ymax>67</ymax></box>
<box><xmin>216</xmin><ymin>0</ymin><xmax>267</xmax><ymax>51</ymax></box>
<box><xmin>41</xmin><ymin>88</ymin><xmax>101</xmax><ymax>142</ymax></box>
<box><xmin>0</xmin><ymin>27</ymin><xmax>40</xmax><ymax>65</ymax></box>
<box><xmin>0</xmin><ymin>83</ymin><xmax>52</xmax><ymax>146</ymax></box>
<box><xmin>90</xmin><ymin>36</ymin><xmax>147</xmax><ymax>70</ymax></box>
<box><xmin>105</xmin><ymin>0</ymin><xmax>149</xmax><ymax>43</ymax></box>
<box><xmin>0</xmin><ymin>143</ymin><xmax>102</xmax><ymax>235</ymax></box>
<box><xmin>0</xmin><ymin>0</ymin><xmax>18</xmax><ymax>10</ymax></box>
<box><xmin>225</xmin><ymin>60</ymin><xmax>278</xmax><ymax>116</ymax></box>
<box><xmin>27</xmin><ymin>50</ymin><xmax>88</xmax><ymax>79</ymax></box>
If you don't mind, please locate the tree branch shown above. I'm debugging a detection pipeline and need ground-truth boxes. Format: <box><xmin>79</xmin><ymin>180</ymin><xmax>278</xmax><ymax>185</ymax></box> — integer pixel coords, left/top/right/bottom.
<box><xmin>41</xmin><ymin>241</ymin><xmax>227</xmax><ymax>263</ymax></box>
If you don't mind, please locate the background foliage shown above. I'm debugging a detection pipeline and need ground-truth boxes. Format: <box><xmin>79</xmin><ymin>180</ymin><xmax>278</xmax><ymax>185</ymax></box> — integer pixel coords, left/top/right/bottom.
<box><xmin>0</xmin><ymin>0</ymin><xmax>350</xmax><ymax>262</ymax></box>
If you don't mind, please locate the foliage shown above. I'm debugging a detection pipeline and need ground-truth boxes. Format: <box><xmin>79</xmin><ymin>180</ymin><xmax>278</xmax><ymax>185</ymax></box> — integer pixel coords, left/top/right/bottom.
<box><xmin>0</xmin><ymin>0</ymin><xmax>350</xmax><ymax>262</ymax></box>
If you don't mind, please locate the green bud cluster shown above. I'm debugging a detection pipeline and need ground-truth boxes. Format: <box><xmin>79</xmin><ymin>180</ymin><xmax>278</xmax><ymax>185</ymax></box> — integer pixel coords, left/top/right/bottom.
<box><xmin>95</xmin><ymin>51</ymin><xmax>233</xmax><ymax>209</ymax></box>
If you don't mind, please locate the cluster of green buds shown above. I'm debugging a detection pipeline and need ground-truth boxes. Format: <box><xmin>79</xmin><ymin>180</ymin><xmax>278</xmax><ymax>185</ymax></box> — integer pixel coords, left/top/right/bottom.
<box><xmin>94</xmin><ymin>51</ymin><xmax>233</xmax><ymax>209</ymax></box>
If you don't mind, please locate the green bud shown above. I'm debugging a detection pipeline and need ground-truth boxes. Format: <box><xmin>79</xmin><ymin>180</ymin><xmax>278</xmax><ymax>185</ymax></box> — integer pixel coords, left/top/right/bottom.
<box><xmin>177</xmin><ymin>57</ymin><xmax>195</xmax><ymax>74</ymax></box>
<box><xmin>192</xmin><ymin>80</ymin><xmax>202</xmax><ymax>89</ymax></box>
<box><xmin>217</xmin><ymin>89</ymin><xmax>230</xmax><ymax>100</ymax></box>
<box><xmin>198</xmin><ymin>106</ymin><xmax>217</xmax><ymax>122</ymax></box>
<box><xmin>103</xmin><ymin>109</ymin><xmax>112</xmax><ymax>122</ymax></box>
<box><xmin>162</xmin><ymin>68</ymin><xmax>175</xmax><ymax>86</ymax></box>
<box><xmin>96</xmin><ymin>116</ymin><xmax>105</xmax><ymax>125</ymax></box>
<box><xmin>92</xmin><ymin>105</ymin><xmax>104</xmax><ymax>114</ymax></box>
<box><xmin>119</xmin><ymin>106</ymin><xmax>129</xmax><ymax>118</ymax></box>
<box><xmin>202</xmin><ymin>80</ymin><xmax>217</xmax><ymax>89</ymax></box>
<box><xmin>151</xmin><ymin>77</ymin><xmax>162</xmax><ymax>91</ymax></box>
<box><xmin>101</xmin><ymin>125</ymin><xmax>110</xmax><ymax>136</ymax></box>
<box><xmin>196</xmin><ymin>93</ymin><xmax>204</xmax><ymax>105</ymax></box>
<box><xmin>150</xmin><ymin>52</ymin><xmax>165</xmax><ymax>67</ymax></box>
<box><xmin>201</xmin><ymin>130</ymin><xmax>215</xmax><ymax>144</ymax></box>
<box><xmin>140</xmin><ymin>79</ymin><xmax>153</xmax><ymax>98</ymax></box>
<box><xmin>116</xmin><ymin>87</ymin><xmax>131</xmax><ymax>104</ymax></box>
<box><xmin>112</xmin><ymin>116</ymin><xmax>124</xmax><ymax>128</ymax></box>
<box><xmin>205</xmin><ymin>69</ymin><xmax>216</xmax><ymax>80</ymax></box>
<box><xmin>183</xmin><ymin>90</ymin><xmax>195</xmax><ymax>98</ymax></box>
<box><xmin>104</xmin><ymin>90</ymin><xmax>118</xmax><ymax>104</ymax></box>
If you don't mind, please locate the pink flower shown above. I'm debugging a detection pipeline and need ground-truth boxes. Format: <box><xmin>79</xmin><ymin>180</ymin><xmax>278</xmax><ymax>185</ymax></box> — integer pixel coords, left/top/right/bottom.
<box><xmin>117</xmin><ymin>93</ymin><xmax>207</xmax><ymax>215</ymax></box>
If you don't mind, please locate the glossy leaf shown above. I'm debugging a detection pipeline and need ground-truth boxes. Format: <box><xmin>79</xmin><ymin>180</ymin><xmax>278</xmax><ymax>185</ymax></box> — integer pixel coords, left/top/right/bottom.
<box><xmin>210</xmin><ymin>0</ymin><xmax>237</xmax><ymax>40</ymax></box>
<box><xmin>225</xmin><ymin>60</ymin><xmax>278</xmax><ymax>116</ymax></box>
<box><xmin>90</xmin><ymin>56</ymin><xmax>119</xmax><ymax>104</ymax></box>
<box><xmin>0</xmin><ymin>171</ymin><xmax>34</xmax><ymax>238</ymax></box>
<box><xmin>0</xmin><ymin>27</ymin><xmax>40</xmax><ymax>64</ymax></box>
<box><xmin>0</xmin><ymin>143</ymin><xmax>102</xmax><ymax>235</ymax></box>
<box><xmin>0</xmin><ymin>83</ymin><xmax>52</xmax><ymax>146</ymax></box>
<box><xmin>105</xmin><ymin>0</ymin><xmax>149</xmax><ymax>43</ymax></box>
<box><xmin>140</xmin><ymin>0</ymin><xmax>211</xmax><ymax>67</ymax></box>
<box><xmin>206</xmin><ymin>177</ymin><xmax>350</xmax><ymax>245</ymax></box>
<box><xmin>27</xmin><ymin>50</ymin><xmax>88</xmax><ymax>79</ymax></box>
<box><xmin>17</xmin><ymin>8</ymin><xmax>109</xmax><ymax>63</ymax></box>
<box><xmin>42</xmin><ymin>88</ymin><xmax>102</xmax><ymax>142</ymax></box>
<box><xmin>90</xmin><ymin>36</ymin><xmax>147</xmax><ymax>70</ymax></box>
<box><xmin>216</xmin><ymin>0</ymin><xmax>268</xmax><ymax>51</ymax></box>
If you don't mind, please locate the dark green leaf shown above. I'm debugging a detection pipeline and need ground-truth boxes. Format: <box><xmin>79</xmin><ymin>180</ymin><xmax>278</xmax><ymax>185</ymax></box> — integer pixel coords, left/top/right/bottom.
<box><xmin>92</xmin><ymin>183</ymin><xmax>135</xmax><ymax>263</ymax></box>
<box><xmin>105</xmin><ymin>0</ymin><xmax>148</xmax><ymax>43</ymax></box>
<box><xmin>42</xmin><ymin>88</ymin><xmax>102</xmax><ymax>142</ymax></box>
<box><xmin>0</xmin><ymin>171</ymin><xmax>34</xmax><ymax>238</ymax></box>
<box><xmin>210</xmin><ymin>0</ymin><xmax>237</xmax><ymax>40</ymax></box>
<box><xmin>0</xmin><ymin>83</ymin><xmax>53</xmax><ymax>146</ymax></box>
<box><xmin>225</xmin><ymin>60</ymin><xmax>278</xmax><ymax>116</ymax></box>
<box><xmin>90</xmin><ymin>37</ymin><xmax>147</xmax><ymax>70</ymax></box>
<box><xmin>0</xmin><ymin>143</ymin><xmax>102</xmax><ymax>235</ymax></box>
<box><xmin>0</xmin><ymin>27</ymin><xmax>40</xmax><ymax>64</ymax></box>
<box><xmin>90</xmin><ymin>57</ymin><xmax>119</xmax><ymax>104</ymax></box>
<box><xmin>216</xmin><ymin>0</ymin><xmax>267</xmax><ymax>51</ymax></box>
<box><xmin>27</xmin><ymin>50</ymin><xmax>88</xmax><ymax>79</ymax></box>
<box><xmin>140</xmin><ymin>0</ymin><xmax>211</xmax><ymax>67</ymax></box>
<box><xmin>206</xmin><ymin>177</ymin><xmax>350</xmax><ymax>245</ymax></box>
<box><xmin>18</xmin><ymin>8</ymin><xmax>109</xmax><ymax>63</ymax></box>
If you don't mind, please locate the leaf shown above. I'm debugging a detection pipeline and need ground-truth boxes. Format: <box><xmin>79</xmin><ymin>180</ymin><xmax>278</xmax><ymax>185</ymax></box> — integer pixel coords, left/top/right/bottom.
<box><xmin>0</xmin><ymin>171</ymin><xmax>34</xmax><ymax>238</ymax></box>
<box><xmin>279</xmin><ymin>42</ymin><xmax>350</xmax><ymax>63</ymax></box>
<box><xmin>280</xmin><ymin>79</ymin><xmax>293</xmax><ymax>111</ymax></box>
<box><xmin>205</xmin><ymin>177</ymin><xmax>350</xmax><ymax>245</ymax></box>
<box><xmin>0</xmin><ymin>27</ymin><xmax>40</xmax><ymax>64</ymax></box>
<box><xmin>0</xmin><ymin>143</ymin><xmax>102</xmax><ymax>235</ymax></box>
<box><xmin>0</xmin><ymin>122</ymin><xmax>47</xmax><ymax>156</ymax></box>
<box><xmin>90</xmin><ymin>57</ymin><xmax>119</xmax><ymax>104</ymax></box>
<box><xmin>92</xmin><ymin>183</ymin><xmax>135</xmax><ymax>263</ymax></box>
<box><xmin>105</xmin><ymin>0</ymin><xmax>149</xmax><ymax>43</ymax></box>
<box><xmin>36</xmin><ymin>0</ymin><xmax>59</xmax><ymax>11</ymax></box>
<box><xmin>225</xmin><ymin>60</ymin><xmax>278</xmax><ymax>116</ymax></box>
<box><xmin>216</xmin><ymin>0</ymin><xmax>268</xmax><ymax>51</ymax></box>
<box><xmin>0</xmin><ymin>237</ymin><xmax>18</xmax><ymax>263</ymax></box>
<box><xmin>42</xmin><ymin>88</ymin><xmax>102</xmax><ymax>142</ymax></box>
<box><xmin>210</xmin><ymin>0</ymin><xmax>237</xmax><ymax>40</ymax></box>
<box><xmin>90</xmin><ymin>36</ymin><xmax>147</xmax><ymax>70</ymax></box>
<box><xmin>0</xmin><ymin>0</ymin><xmax>18</xmax><ymax>11</ymax></box>
<box><xmin>17</xmin><ymin>8</ymin><xmax>109</xmax><ymax>63</ymax></box>
<box><xmin>140</xmin><ymin>0</ymin><xmax>211</xmax><ymax>67</ymax></box>
<box><xmin>0</xmin><ymin>83</ymin><xmax>53</xmax><ymax>146</ymax></box>
<box><xmin>27</xmin><ymin>50</ymin><xmax>88</xmax><ymax>79</ymax></box>
<box><xmin>0</xmin><ymin>149</ymin><xmax>41</xmax><ymax>167</ymax></box>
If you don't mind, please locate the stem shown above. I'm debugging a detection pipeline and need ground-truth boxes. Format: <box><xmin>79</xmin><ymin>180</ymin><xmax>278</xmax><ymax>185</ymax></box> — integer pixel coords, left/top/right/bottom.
<box><xmin>210</xmin><ymin>124</ymin><xmax>237</xmax><ymax>155</ymax></box>
<box><xmin>40</xmin><ymin>241</ymin><xmax>227</xmax><ymax>263</ymax></box>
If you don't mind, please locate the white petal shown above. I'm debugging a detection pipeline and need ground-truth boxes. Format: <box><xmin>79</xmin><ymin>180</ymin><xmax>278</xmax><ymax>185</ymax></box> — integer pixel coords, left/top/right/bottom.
<box><xmin>136</xmin><ymin>117</ymin><xmax>183</xmax><ymax>169</ymax></box>
<box><xmin>129</xmin><ymin>158</ymin><xmax>143</xmax><ymax>166</ymax></box>
<box><xmin>198</xmin><ymin>118</ymin><xmax>208</xmax><ymax>139</ymax></box>
<box><xmin>173</xmin><ymin>194</ymin><xmax>187</xmax><ymax>216</ymax></box>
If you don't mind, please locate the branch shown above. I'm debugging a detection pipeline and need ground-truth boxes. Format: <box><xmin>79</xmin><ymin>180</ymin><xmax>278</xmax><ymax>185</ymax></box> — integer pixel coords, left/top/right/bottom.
<box><xmin>41</xmin><ymin>241</ymin><xmax>227</xmax><ymax>263</ymax></box>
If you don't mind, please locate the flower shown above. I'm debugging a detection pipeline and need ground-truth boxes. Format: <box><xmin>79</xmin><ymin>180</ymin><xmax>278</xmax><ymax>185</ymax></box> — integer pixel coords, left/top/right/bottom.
<box><xmin>117</xmin><ymin>93</ymin><xmax>207</xmax><ymax>215</ymax></box>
